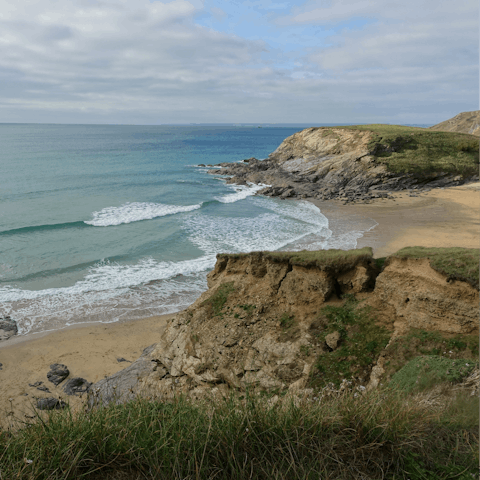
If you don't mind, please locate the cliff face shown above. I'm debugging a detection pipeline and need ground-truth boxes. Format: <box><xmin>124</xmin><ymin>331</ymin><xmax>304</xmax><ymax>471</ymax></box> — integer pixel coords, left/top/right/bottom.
<box><xmin>90</xmin><ymin>252</ymin><xmax>479</xmax><ymax>404</ymax></box>
<box><xmin>428</xmin><ymin>110</ymin><xmax>480</xmax><ymax>136</ymax></box>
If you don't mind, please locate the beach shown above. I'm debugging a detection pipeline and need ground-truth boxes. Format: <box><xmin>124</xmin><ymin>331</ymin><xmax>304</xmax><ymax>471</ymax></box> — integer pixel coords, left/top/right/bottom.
<box><xmin>0</xmin><ymin>182</ymin><xmax>478</xmax><ymax>423</ymax></box>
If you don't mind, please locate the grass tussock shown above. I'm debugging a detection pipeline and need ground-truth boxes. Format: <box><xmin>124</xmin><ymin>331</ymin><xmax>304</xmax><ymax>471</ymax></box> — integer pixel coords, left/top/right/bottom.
<box><xmin>328</xmin><ymin>124</ymin><xmax>479</xmax><ymax>176</ymax></box>
<box><xmin>389</xmin><ymin>246</ymin><xmax>480</xmax><ymax>289</ymax></box>
<box><xmin>202</xmin><ymin>282</ymin><xmax>235</xmax><ymax>316</ymax></box>
<box><xmin>0</xmin><ymin>386</ymin><xmax>477</xmax><ymax>480</ymax></box>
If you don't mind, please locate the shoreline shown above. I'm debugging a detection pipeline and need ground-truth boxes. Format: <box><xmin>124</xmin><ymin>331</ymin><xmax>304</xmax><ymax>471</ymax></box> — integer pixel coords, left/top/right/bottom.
<box><xmin>0</xmin><ymin>182</ymin><xmax>478</xmax><ymax>421</ymax></box>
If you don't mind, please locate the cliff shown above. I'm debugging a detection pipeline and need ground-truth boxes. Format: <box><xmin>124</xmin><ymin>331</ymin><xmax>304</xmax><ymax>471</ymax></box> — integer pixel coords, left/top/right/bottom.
<box><xmin>428</xmin><ymin>110</ymin><xmax>480</xmax><ymax>136</ymax></box>
<box><xmin>90</xmin><ymin>247</ymin><xmax>479</xmax><ymax>405</ymax></box>
<box><xmin>209</xmin><ymin>124</ymin><xmax>479</xmax><ymax>203</ymax></box>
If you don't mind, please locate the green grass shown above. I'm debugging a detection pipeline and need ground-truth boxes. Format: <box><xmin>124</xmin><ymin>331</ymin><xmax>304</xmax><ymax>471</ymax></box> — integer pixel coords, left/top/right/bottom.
<box><xmin>388</xmin><ymin>355</ymin><xmax>479</xmax><ymax>394</ymax></box>
<box><xmin>326</xmin><ymin>124</ymin><xmax>479</xmax><ymax>176</ymax></box>
<box><xmin>310</xmin><ymin>294</ymin><xmax>390</xmax><ymax>389</ymax></box>
<box><xmin>381</xmin><ymin>329</ymin><xmax>478</xmax><ymax>381</ymax></box>
<box><xmin>265</xmin><ymin>247</ymin><xmax>374</xmax><ymax>270</ymax></box>
<box><xmin>218</xmin><ymin>248</ymin><xmax>374</xmax><ymax>272</ymax></box>
<box><xmin>279</xmin><ymin>312</ymin><xmax>295</xmax><ymax>329</ymax></box>
<box><xmin>0</xmin><ymin>387</ymin><xmax>477</xmax><ymax>480</ymax></box>
<box><xmin>389</xmin><ymin>246</ymin><xmax>480</xmax><ymax>288</ymax></box>
<box><xmin>202</xmin><ymin>282</ymin><xmax>235</xmax><ymax>316</ymax></box>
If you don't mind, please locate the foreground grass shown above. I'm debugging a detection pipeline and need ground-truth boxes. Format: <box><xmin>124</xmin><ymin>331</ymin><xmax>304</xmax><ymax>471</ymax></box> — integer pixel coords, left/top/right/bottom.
<box><xmin>330</xmin><ymin>124</ymin><xmax>479</xmax><ymax>176</ymax></box>
<box><xmin>0</xmin><ymin>386</ymin><xmax>477</xmax><ymax>480</ymax></box>
<box><xmin>389</xmin><ymin>246</ymin><xmax>480</xmax><ymax>288</ymax></box>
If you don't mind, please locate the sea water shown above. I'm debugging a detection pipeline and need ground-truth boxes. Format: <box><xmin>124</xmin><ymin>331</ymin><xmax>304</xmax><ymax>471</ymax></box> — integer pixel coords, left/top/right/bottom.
<box><xmin>0</xmin><ymin>124</ymin><xmax>379</xmax><ymax>336</ymax></box>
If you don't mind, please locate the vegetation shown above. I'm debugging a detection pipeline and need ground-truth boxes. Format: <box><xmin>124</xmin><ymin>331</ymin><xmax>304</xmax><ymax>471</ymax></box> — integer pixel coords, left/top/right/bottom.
<box><xmin>202</xmin><ymin>282</ymin><xmax>235</xmax><ymax>316</ymax></box>
<box><xmin>310</xmin><ymin>295</ymin><xmax>390</xmax><ymax>389</ymax></box>
<box><xmin>389</xmin><ymin>246</ymin><xmax>480</xmax><ymax>288</ymax></box>
<box><xmin>329</xmin><ymin>124</ymin><xmax>479</xmax><ymax>176</ymax></box>
<box><xmin>266</xmin><ymin>246</ymin><xmax>374</xmax><ymax>270</ymax></box>
<box><xmin>279</xmin><ymin>312</ymin><xmax>295</xmax><ymax>329</ymax></box>
<box><xmin>0</xmin><ymin>385</ymin><xmax>477</xmax><ymax>480</ymax></box>
<box><xmin>382</xmin><ymin>329</ymin><xmax>478</xmax><ymax>380</ymax></box>
<box><xmin>389</xmin><ymin>355</ymin><xmax>478</xmax><ymax>394</ymax></box>
<box><xmin>218</xmin><ymin>248</ymin><xmax>374</xmax><ymax>272</ymax></box>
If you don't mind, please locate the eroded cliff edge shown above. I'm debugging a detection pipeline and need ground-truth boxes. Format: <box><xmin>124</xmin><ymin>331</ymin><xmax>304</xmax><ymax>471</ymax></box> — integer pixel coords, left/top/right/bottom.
<box><xmin>90</xmin><ymin>247</ymin><xmax>479</xmax><ymax>404</ymax></box>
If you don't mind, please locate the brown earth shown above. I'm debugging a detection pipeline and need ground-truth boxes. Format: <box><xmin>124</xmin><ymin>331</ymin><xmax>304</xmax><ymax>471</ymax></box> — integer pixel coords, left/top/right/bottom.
<box><xmin>428</xmin><ymin>110</ymin><xmax>480</xmax><ymax>136</ymax></box>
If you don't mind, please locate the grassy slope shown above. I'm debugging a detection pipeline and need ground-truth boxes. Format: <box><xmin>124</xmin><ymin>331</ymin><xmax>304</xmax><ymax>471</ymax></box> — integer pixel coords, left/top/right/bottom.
<box><xmin>331</xmin><ymin>124</ymin><xmax>479</xmax><ymax>176</ymax></box>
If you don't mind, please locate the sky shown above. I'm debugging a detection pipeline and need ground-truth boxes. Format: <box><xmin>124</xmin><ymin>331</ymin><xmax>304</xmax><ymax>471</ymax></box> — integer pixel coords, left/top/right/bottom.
<box><xmin>0</xmin><ymin>0</ymin><xmax>478</xmax><ymax>125</ymax></box>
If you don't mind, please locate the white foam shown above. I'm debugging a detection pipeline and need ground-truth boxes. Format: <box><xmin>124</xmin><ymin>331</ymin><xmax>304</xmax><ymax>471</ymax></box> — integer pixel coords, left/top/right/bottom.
<box><xmin>0</xmin><ymin>255</ymin><xmax>215</xmax><ymax>335</ymax></box>
<box><xmin>214</xmin><ymin>183</ymin><xmax>267</xmax><ymax>204</ymax></box>
<box><xmin>85</xmin><ymin>202</ymin><xmax>202</xmax><ymax>227</ymax></box>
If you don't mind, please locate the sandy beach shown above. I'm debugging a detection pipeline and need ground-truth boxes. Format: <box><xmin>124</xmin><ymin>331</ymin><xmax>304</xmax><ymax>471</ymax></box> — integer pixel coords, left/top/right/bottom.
<box><xmin>1</xmin><ymin>182</ymin><xmax>478</xmax><ymax>424</ymax></box>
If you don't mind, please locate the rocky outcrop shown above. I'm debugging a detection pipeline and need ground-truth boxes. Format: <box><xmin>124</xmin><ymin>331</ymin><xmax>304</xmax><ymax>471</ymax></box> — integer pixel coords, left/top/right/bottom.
<box><xmin>0</xmin><ymin>316</ymin><xmax>18</xmax><ymax>341</ymax></box>
<box><xmin>428</xmin><ymin>110</ymin><xmax>480</xmax><ymax>136</ymax></box>
<box><xmin>209</xmin><ymin>127</ymin><xmax>478</xmax><ymax>203</ymax></box>
<box><xmin>90</xmin><ymin>251</ymin><xmax>479</xmax><ymax>404</ymax></box>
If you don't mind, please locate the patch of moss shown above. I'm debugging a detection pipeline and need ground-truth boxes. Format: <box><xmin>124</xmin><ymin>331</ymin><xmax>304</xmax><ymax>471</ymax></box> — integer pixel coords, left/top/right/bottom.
<box><xmin>279</xmin><ymin>312</ymin><xmax>295</xmax><ymax>329</ymax></box>
<box><xmin>388</xmin><ymin>355</ymin><xmax>478</xmax><ymax>393</ymax></box>
<box><xmin>389</xmin><ymin>246</ymin><xmax>480</xmax><ymax>289</ymax></box>
<box><xmin>202</xmin><ymin>282</ymin><xmax>235</xmax><ymax>317</ymax></box>
<box><xmin>309</xmin><ymin>295</ymin><xmax>390</xmax><ymax>388</ymax></box>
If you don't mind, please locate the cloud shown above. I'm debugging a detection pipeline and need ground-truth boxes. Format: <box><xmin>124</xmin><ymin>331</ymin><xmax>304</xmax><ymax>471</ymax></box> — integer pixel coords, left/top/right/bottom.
<box><xmin>0</xmin><ymin>0</ymin><xmax>477</xmax><ymax>124</ymax></box>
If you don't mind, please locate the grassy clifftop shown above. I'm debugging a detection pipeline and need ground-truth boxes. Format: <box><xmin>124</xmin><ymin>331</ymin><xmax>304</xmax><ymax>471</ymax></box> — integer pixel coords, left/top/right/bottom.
<box><xmin>332</xmin><ymin>124</ymin><xmax>479</xmax><ymax>176</ymax></box>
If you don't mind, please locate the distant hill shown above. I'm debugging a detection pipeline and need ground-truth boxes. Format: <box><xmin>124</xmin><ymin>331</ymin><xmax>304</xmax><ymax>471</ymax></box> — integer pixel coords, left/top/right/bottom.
<box><xmin>428</xmin><ymin>110</ymin><xmax>480</xmax><ymax>136</ymax></box>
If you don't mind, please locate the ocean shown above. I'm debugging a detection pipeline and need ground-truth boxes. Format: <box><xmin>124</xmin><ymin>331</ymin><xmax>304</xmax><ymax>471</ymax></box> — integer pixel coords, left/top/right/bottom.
<box><xmin>0</xmin><ymin>123</ymin><xmax>389</xmax><ymax>336</ymax></box>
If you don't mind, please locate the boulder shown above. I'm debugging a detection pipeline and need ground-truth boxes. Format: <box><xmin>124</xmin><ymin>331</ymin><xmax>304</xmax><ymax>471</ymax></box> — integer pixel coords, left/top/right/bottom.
<box><xmin>36</xmin><ymin>398</ymin><xmax>67</xmax><ymax>410</ymax></box>
<box><xmin>47</xmin><ymin>363</ymin><xmax>69</xmax><ymax>386</ymax></box>
<box><xmin>0</xmin><ymin>316</ymin><xmax>18</xmax><ymax>341</ymax></box>
<box><xmin>64</xmin><ymin>377</ymin><xmax>92</xmax><ymax>396</ymax></box>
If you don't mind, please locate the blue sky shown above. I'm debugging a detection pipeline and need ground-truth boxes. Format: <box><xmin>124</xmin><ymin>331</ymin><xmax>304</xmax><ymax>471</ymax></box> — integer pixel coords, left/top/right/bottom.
<box><xmin>0</xmin><ymin>0</ymin><xmax>477</xmax><ymax>124</ymax></box>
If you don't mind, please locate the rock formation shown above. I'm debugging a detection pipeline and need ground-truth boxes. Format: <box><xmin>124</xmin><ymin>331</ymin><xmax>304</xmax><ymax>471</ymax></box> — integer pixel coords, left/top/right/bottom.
<box><xmin>428</xmin><ymin>110</ymin><xmax>480</xmax><ymax>136</ymax></box>
<box><xmin>208</xmin><ymin>126</ymin><xmax>478</xmax><ymax>203</ymax></box>
<box><xmin>90</xmin><ymin>250</ymin><xmax>479</xmax><ymax>405</ymax></box>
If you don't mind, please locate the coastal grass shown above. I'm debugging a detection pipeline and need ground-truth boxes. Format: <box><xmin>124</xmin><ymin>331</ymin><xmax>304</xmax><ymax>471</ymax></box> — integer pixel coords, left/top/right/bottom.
<box><xmin>202</xmin><ymin>282</ymin><xmax>235</xmax><ymax>317</ymax></box>
<box><xmin>218</xmin><ymin>247</ymin><xmax>374</xmax><ymax>271</ymax></box>
<box><xmin>325</xmin><ymin>124</ymin><xmax>479</xmax><ymax>176</ymax></box>
<box><xmin>0</xmin><ymin>386</ymin><xmax>477</xmax><ymax>480</ymax></box>
<box><xmin>389</xmin><ymin>246</ymin><xmax>480</xmax><ymax>288</ymax></box>
<box><xmin>265</xmin><ymin>246</ymin><xmax>374</xmax><ymax>270</ymax></box>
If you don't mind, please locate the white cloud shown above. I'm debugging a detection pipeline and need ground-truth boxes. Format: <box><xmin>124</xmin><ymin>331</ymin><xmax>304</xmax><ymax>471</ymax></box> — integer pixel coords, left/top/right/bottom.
<box><xmin>0</xmin><ymin>0</ymin><xmax>477</xmax><ymax>124</ymax></box>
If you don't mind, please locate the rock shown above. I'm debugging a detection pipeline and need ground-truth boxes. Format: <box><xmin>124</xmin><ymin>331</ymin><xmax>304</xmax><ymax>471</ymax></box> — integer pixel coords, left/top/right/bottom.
<box><xmin>29</xmin><ymin>381</ymin><xmax>43</xmax><ymax>387</ymax></box>
<box><xmin>0</xmin><ymin>316</ymin><xmax>18</xmax><ymax>341</ymax></box>
<box><xmin>37</xmin><ymin>385</ymin><xmax>51</xmax><ymax>393</ymax></box>
<box><xmin>0</xmin><ymin>362</ymin><xmax>2</xmax><ymax>370</ymax></box>
<box><xmin>89</xmin><ymin>345</ymin><xmax>158</xmax><ymax>406</ymax></box>
<box><xmin>36</xmin><ymin>398</ymin><xmax>67</xmax><ymax>410</ymax></box>
<box><xmin>64</xmin><ymin>377</ymin><xmax>92</xmax><ymax>396</ymax></box>
<box><xmin>47</xmin><ymin>364</ymin><xmax>69</xmax><ymax>386</ymax></box>
<box><xmin>117</xmin><ymin>357</ymin><xmax>132</xmax><ymax>363</ymax></box>
<box><xmin>325</xmin><ymin>331</ymin><xmax>341</xmax><ymax>350</ymax></box>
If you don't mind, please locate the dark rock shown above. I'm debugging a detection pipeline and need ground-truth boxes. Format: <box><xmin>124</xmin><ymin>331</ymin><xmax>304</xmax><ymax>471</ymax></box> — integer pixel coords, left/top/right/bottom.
<box><xmin>47</xmin><ymin>363</ymin><xmax>69</xmax><ymax>386</ymax></box>
<box><xmin>0</xmin><ymin>316</ymin><xmax>18</xmax><ymax>341</ymax></box>
<box><xmin>29</xmin><ymin>381</ymin><xmax>43</xmax><ymax>387</ymax></box>
<box><xmin>117</xmin><ymin>357</ymin><xmax>132</xmax><ymax>363</ymax></box>
<box><xmin>0</xmin><ymin>362</ymin><xmax>2</xmax><ymax>370</ymax></box>
<box><xmin>198</xmin><ymin>164</ymin><xmax>206</xmax><ymax>167</ymax></box>
<box><xmin>89</xmin><ymin>344</ymin><xmax>158</xmax><ymax>407</ymax></box>
<box><xmin>36</xmin><ymin>398</ymin><xmax>67</xmax><ymax>410</ymax></box>
<box><xmin>64</xmin><ymin>377</ymin><xmax>92</xmax><ymax>396</ymax></box>
<box><xmin>37</xmin><ymin>385</ymin><xmax>51</xmax><ymax>393</ymax></box>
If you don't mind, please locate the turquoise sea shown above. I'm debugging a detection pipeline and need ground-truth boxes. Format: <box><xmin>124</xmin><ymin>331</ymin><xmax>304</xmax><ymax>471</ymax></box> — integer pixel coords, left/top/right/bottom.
<box><xmin>0</xmin><ymin>124</ymin><xmax>425</xmax><ymax>336</ymax></box>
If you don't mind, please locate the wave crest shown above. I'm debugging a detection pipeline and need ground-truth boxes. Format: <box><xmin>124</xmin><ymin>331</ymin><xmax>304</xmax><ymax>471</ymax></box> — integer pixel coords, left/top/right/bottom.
<box><xmin>85</xmin><ymin>202</ymin><xmax>202</xmax><ymax>227</ymax></box>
